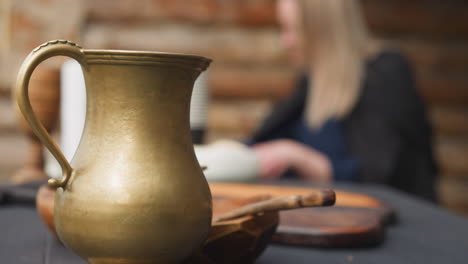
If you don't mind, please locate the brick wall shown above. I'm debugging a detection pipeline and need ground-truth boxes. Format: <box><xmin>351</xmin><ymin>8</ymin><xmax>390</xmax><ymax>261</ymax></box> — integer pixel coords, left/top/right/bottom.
<box><xmin>1</xmin><ymin>0</ymin><xmax>467</xmax><ymax>215</ymax></box>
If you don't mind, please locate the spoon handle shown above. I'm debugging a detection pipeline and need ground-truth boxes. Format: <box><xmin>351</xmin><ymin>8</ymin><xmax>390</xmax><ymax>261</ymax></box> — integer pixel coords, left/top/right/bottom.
<box><xmin>214</xmin><ymin>189</ymin><xmax>335</xmax><ymax>222</ymax></box>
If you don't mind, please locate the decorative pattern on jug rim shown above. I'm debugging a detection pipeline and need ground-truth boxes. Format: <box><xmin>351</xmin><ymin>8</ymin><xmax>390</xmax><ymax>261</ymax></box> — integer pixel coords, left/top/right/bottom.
<box><xmin>33</xmin><ymin>40</ymin><xmax>82</xmax><ymax>53</ymax></box>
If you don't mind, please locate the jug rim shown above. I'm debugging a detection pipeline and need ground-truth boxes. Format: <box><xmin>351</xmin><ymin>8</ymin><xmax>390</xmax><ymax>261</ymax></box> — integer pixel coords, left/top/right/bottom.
<box><xmin>83</xmin><ymin>49</ymin><xmax>212</xmax><ymax>71</ymax></box>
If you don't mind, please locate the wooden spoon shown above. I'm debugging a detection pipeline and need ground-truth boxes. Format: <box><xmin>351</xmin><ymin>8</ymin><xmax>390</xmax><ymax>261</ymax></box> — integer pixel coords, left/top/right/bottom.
<box><xmin>214</xmin><ymin>189</ymin><xmax>335</xmax><ymax>222</ymax></box>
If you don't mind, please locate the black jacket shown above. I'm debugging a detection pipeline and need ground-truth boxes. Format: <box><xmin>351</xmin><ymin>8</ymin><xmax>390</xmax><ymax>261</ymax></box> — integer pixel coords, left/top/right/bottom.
<box><xmin>251</xmin><ymin>51</ymin><xmax>438</xmax><ymax>201</ymax></box>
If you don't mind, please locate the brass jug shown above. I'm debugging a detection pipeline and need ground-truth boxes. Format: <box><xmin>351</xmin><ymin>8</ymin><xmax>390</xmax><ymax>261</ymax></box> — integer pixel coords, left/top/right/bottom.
<box><xmin>16</xmin><ymin>40</ymin><xmax>212</xmax><ymax>264</ymax></box>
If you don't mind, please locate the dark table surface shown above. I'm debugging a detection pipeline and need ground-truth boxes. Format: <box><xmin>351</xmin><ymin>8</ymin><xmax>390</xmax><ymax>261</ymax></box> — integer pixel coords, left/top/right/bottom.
<box><xmin>1</xmin><ymin>182</ymin><xmax>468</xmax><ymax>264</ymax></box>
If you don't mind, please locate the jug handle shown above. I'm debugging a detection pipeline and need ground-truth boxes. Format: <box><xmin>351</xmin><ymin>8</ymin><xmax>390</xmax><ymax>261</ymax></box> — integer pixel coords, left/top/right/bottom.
<box><xmin>15</xmin><ymin>40</ymin><xmax>86</xmax><ymax>189</ymax></box>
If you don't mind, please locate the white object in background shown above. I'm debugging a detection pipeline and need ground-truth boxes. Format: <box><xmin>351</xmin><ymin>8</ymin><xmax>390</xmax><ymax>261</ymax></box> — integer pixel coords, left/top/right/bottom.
<box><xmin>195</xmin><ymin>140</ymin><xmax>258</xmax><ymax>182</ymax></box>
<box><xmin>60</xmin><ymin>60</ymin><xmax>86</xmax><ymax>160</ymax></box>
<box><xmin>44</xmin><ymin>60</ymin><xmax>86</xmax><ymax>179</ymax></box>
<box><xmin>190</xmin><ymin>70</ymin><xmax>209</xmax><ymax>132</ymax></box>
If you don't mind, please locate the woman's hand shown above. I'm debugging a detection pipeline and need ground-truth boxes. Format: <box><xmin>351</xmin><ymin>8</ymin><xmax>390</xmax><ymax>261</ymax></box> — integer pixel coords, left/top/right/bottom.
<box><xmin>252</xmin><ymin>140</ymin><xmax>295</xmax><ymax>180</ymax></box>
<box><xmin>252</xmin><ymin>139</ymin><xmax>332</xmax><ymax>183</ymax></box>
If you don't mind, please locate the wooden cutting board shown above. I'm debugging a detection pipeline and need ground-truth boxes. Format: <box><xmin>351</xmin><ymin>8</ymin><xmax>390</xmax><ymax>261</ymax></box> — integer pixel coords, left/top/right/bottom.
<box><xmin>209</xmin><ymin>183</ymin><xmax>395</xmax><ymax>248</ymax></box>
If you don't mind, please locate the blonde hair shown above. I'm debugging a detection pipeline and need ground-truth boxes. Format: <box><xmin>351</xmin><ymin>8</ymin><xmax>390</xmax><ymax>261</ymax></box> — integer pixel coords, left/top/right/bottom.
<box><xmin>297</xmin><ymin>0</ymin><xmax>379</xmax><ymax>129</ymax></box>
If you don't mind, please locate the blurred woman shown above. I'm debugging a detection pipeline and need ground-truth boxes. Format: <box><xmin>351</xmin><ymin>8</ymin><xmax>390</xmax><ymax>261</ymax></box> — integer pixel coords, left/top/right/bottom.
<box><xmin>250</xmin><ymin>0</ymin><xmax>437</xmax><ymax>201</ymax></box>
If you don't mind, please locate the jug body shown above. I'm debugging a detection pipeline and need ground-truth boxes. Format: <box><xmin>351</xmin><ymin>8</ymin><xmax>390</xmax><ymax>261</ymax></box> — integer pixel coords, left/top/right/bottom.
<box><xmin>16</xmin><ymin>40</ymin><xmax>212</xmax><ymax>264</ymax></box>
